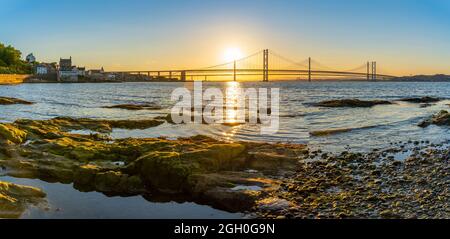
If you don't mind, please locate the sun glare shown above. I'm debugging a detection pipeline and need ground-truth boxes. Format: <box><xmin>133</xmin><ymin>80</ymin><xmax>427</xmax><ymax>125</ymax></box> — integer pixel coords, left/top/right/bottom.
<box><xmin>223</xmin><ymin>47</ymin><xmax>243</xmax><ymax>62</ymax></box>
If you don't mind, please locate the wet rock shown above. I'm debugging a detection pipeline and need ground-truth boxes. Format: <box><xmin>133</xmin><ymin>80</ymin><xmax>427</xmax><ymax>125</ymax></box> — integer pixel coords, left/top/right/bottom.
<box><xmin>257</xmin><ymin>197</ymin><xmax>292</xmax><ymax>212</ymax></box>
<box><xmin>398</xmin><ymin>97</ymin><xmax>441</xmax><ymax>103</ymax></box>
<box><xmin>103</xmin><ymin>103</ymin><xmax>162</xmax><ymax>111</ymax></box>
<box><xmin>418</xmin><ymin>110</ymin><xmax>450</xmax><ymax>127</ymax></box>
<box><xmin>128</xmin><ymin>151</ymin><xmax>193</xmax><ymax>193</ymax></box>
<box><xmin>0</xmin><ymin>181</ymin><xmax>46</xmax><ymax>218</ymax></box>
<box><xmin>125</xmin><ymin>143</ymin><xmax>247</xmax><ymax>193</ymax></box>
<box><xmin>15</xmin><ymin>117</ymin><xmax>164</xmax><ymax>134</ymax></box>
<box><xmin>310</xmin><ymin>128</ymin><xmax>352</xmax><ymax>137</ymax></box>
<box><xmin>0</xmin><ymin>97</ymin><xmax>33</xmax><ymax>105</ymax></box>
<box><xmin>314</xmin><ymin>99</ymin><xmax>392</xmax><ymax>108</ymax></box>
<box><xmin>203</xmin><ymin>187</ymin><xmax>261</xmax><ymax>212</ymax></box>
<box><xmin>0</xmin><ymin>123</ymin><xmax>27</xmax><ymax>144</ymax></box>
<box><xmin>0</xmin><ymin>117</ymin><xmax>306</xmax><ymax>213</ymax></box>
<box><xmin>73</xmin><ymin>164</ymin><xmax>101</xmax><ymax>187</ymax></box>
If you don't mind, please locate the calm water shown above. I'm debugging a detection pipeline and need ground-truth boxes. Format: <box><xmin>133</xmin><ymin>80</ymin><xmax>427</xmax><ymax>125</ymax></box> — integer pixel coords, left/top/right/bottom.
<box><xmin>0</xmin><ymin>176</ymin><xmax>241</xmax><ymax>219</ymax></box>
<box><xmin>2</xmin><ymin>81</ymin><xmax>450</xmax><ymax>218</ymax></box>
<box><xmin>1</xmin><ymin>81</ymin><xmax>450</xmax><ymax>152</ymax></box>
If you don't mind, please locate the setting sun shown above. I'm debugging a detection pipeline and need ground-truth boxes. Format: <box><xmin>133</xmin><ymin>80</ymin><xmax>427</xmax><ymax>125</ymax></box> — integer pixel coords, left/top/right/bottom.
<box><xmin>223</xmin><ymin>47</ymin><xmax>243</xmax><ymax>62</ymax></box>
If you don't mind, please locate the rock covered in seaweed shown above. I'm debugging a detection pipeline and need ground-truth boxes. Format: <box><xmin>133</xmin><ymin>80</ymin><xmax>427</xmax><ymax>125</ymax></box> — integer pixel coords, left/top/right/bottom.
<box><xmin>314</xmin><ymin>99</ymin><xmax>392</xmax><ymax>108</ymax></box>
<box><xmin>418</xmin><ymin>110</ymin><xmax>450</xmax><ymax>127</ymax></box>
<box><xmin>0</xmin><ymin>97</ymin><xmax>33</xmax><ymax>105</ymax></box>
<box><xmin>0</xmin><ymin>181</ymin><xmax>46</xmax><ymax>218</ymax></box>
<box><xmin>15</xmin><ymin>116</ymin><xmax>164</xmax><ymax>134</ymax></box>
<box><xmin>0</xmin><ymin>116</ymin><xmax>308</xmax><ymax>212</ymax></box>
<box><xmin>398</xmin><ymin>96</ymin><xmax>441</xmax><ymax>103</ymax></box>
<box><xmin>103</xmin><ymin>103</ymin><xmax>163</xmax><ymax>111</ymax></box>
<box><xmin>0</xmin><ymin>123</ymin><xmax>27</xmax><ymax>144</ymax></box>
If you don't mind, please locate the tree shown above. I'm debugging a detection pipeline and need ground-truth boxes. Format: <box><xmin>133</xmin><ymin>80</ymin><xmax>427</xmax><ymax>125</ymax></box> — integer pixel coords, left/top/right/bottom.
<box><xmin>0</xmin><ymin>43</ymin><xmax>22</xmax><ymax>66</ymax></box>
<box><xmin>0</xmin><ymin>42</ymin><xmax>31</xmax><ymax>74</ymax></box>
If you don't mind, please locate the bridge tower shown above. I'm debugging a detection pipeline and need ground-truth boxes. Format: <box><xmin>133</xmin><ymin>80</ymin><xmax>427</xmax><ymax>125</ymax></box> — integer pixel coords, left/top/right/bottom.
<box><xmin>371</xmin><ymin>62</ymin><xmax>377</xmax><ymax>80</ymax></box>
<box><xmin>308</xmin><ymin>57</ymin><xmax>311</xmax><ymax>82</ymax></box>
<box><xmin>233</xmin><ymin>60</ymin><xmax>237</xmax><ymax>82</ymax></box>
<box><xmin>367</xmin><ymin>62</ymin><xmax>370</xmax><ymax>81</ymax></box>
<box><xmin>374</xmin><ymin>61</ymin><xmax>377</xmax><ymax>80</ymax></box>
<box><xmin>263</xmin><ymin>49</ymin><xmax>269</xmax><ymax>82</ymax></box>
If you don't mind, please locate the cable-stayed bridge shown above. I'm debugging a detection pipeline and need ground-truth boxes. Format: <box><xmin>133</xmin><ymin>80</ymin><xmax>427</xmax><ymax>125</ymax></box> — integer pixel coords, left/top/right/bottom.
<box><xmin>108</xmin><ymin>49</ymin><xmax>397</xmax><ymax>82</ymax></box>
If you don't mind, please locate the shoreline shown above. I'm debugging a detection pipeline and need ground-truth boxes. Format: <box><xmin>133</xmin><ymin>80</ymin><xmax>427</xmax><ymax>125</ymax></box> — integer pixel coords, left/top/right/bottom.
<box><xmin>14</xmin><ymin>79</ymin><xmax>450</xmax><ymax>84</ymax></box>
<box><xmin>0</xmin><ymin>74</ymin><xmax>30</xmax><ymax>85</ymax></box>
<box><xmin>0</xmin><ymin>115</ymin><xmax>448</xmax><ymax>219</ymax></box>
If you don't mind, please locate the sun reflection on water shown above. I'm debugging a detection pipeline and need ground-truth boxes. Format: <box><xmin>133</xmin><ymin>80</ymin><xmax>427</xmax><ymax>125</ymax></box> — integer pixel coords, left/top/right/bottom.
<box><xmin>221</xmin><ymin>81</ymin><xmax>244</xmax><ymax>140</ymax></box>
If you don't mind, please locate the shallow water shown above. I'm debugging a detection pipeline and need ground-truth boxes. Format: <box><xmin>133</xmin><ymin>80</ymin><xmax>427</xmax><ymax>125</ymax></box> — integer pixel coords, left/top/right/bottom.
<box><xmin>2</xmin><ymin>81</ymin><xmax>450</xmax><ymax>218</ymax></box>
<box><xmin>0</xmin><ymin>176</ymin><xmax>242</xmax><ymax>219</ymax></box>
<box><xmin>2</xmin><ymin>81</ymin><xmax>450</xmax><ymax>152</ymax></box>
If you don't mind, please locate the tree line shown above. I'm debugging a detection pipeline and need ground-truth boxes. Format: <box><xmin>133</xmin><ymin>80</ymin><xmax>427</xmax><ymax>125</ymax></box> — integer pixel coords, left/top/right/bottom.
<box><xmin>0</xmin><ymin>42</ymin><xmax>32</xmax><ymax>74</ymax></box>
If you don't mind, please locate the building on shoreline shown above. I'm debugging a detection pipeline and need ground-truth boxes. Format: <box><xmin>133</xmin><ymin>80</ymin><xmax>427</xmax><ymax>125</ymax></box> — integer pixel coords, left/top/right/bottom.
<box><xmin>29</xmin><ymin>56</ymin><xmax>113</xmax><ymax>82</ymax></box>
<box><xmin>33</xmin><ymin>63</ymin><xmax>57</xmax><ymax>81</ymax></box>
<box><xmin>58</xmin><ymin>57</ymin><xmax>87</xmax><ymax>82</ymax></box>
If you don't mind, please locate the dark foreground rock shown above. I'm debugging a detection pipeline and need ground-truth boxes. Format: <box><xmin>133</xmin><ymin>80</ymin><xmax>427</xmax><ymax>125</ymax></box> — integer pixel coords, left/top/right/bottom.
<box><xmin>398</xmin><ymin>97</ymin><xmax>441</xmax><ymax>103</ymax></box>
<box><xmin>0</xmin><ymin>118</ymin><xmax>307</xmax><ymax>213</ymax></box>
<box><xmin>0</xmin><ymin>181</ymin><xmax>46</xmax><ymax>218</ymax></box>
<box><xmin>15</xmin><ymin>116</ymin><xmax>164</xmax><ymax>134</ymax></box>
<box><xmin>0</xmin><ymin>116</ymin><xmax>448</xmax><ymax>218</ymax></box>
<box><xmin>418</xmin><ymin>110</ymin><xmax>450</xmax><ymax>127</ymax></box>
<box><xmin>0</xmin><ymin>97</ymin><xmax>33</xmax><ymax>105</ymax></box>
<box><xmin>103</xmin><ymin>103</ymin><xmax>163</xmax><ymax>111</ymax></box>
<box><xmin>315</xmin><ymin>99</ymin><xmax>392</xmax><ymax>108</ymax></box>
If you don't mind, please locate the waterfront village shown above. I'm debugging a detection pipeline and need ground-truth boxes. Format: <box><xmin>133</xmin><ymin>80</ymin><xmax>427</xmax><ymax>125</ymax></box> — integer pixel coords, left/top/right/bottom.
<box><xmin>24</xmin><ymin>53</ymin><xmax>179</xmax><ymax>83</ymax></box>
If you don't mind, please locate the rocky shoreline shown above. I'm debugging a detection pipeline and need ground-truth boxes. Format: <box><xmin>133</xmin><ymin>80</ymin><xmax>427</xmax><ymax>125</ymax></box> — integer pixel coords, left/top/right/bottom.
<box><xmin>0</xmin><ymin>114</ymin><xmax>448</xmax><ymax>218</ymax></box>
<box><xmin>0</xmin><ymin>96</ymin><xmax>449</xmax><ymax>218</ymax></box>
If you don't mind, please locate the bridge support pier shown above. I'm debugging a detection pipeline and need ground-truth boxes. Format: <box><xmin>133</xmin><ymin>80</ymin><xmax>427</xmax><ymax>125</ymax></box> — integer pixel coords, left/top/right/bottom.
<box><xmin>181</xmin><ymin>71</ymin><xmax>186</xmax><ymax>81</ymax></box>
<box><xmin>371</xmin><ymin>62</ymin><xmax>377</xmax><ymax>80</ymax></box>
<box><xmin>308</xmin><ymin>57</ymin><xmax>311</xmax><ymax>82</ymax></box>
<box><xmin>233</xmin><ymin>60</ymin><xmax>236</xmax><ymax>82</ymax></box>
<box><xmin>263</xmin><ymin>49</ymin><xmax>269</xmax><ymax>82</ymax></box>
<box><xmin>374</xmin><ymin>62</ymin><xmax>377</xmax><ymax>80</ymax></box>
<box><xmin>367</xmin><ymin>62</ymin><xmax>370</xmax><ymax>80</ymax></box>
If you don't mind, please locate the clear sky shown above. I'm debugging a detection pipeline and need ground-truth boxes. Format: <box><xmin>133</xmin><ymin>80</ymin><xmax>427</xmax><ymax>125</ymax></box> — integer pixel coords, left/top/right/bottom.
<box><xmin>1</xmin><ymin>0</ymin><xmax>450</xmax><ymax>75</ymax></box>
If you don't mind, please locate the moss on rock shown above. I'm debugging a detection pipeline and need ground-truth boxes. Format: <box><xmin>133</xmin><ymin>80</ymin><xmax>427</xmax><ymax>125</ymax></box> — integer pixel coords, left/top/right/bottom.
<box><xmin>0</xmin><ymin>181</ymin><xmax>46</xmax><ymax>218</ymax></box>
<box><xmin>0</xmin><ymin>97</ymin><xmax>33</xmax><ymax>105</ymax></box>
<box><xmin>0</xmin><ymin>123</ymin><xmax>27</xmax><ymax>144</ymax></box>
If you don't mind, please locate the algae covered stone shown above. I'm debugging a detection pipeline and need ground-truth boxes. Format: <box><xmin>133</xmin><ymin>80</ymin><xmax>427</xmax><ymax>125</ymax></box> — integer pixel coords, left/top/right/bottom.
<box><xmin>0</xmin><ymin>97</ymin><xmax>33</xmax><ymax>105</ymax></box>
<box><xmin>0</xmin><ymin>181</ymin><xmax>46</xmax><ymax>219</ymax></box>
<box><xmin>315</xmin><ymin>99</ymin><xmax>392</xmax><ymax>108</ymax></box>
<box><xmin>418</xmin><ymin>110</ymin><xmax>450</xmax><ymax>127</ymax></box>
<box><xmin>131</xmin><ymin>151</ymin><xmax>194</xmax><ymax>193</ymax></box>
<box><xmin>0</xmin><ymin>123</ymin><xmax>27</xmax><ymax>144</ymax></box>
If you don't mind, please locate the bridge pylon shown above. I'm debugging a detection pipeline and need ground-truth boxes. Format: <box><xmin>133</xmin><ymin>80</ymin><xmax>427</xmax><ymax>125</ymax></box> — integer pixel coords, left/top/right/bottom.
<box><xmin>371</xmin><ymin>62</ymin><xmax>377</xmax><ymax>80</ymax></box>
<box><xmin>181</xmin><ymin>71</ymin><xmax>186</xmax><ymax>81</ymax></box>
<box><xmin>308</xmin><ymin>57</ymin><xmax>311</xmax><ymax>82</ymax></box>
<box><xmin>263</xmin><ymin>49</ymin><xmax>269</xmax><ymax>82</ymax></box>
<box><xmin>367</xmin><ymin>62</ymin><xmax>370</xmax><ymax>80</ymax></box>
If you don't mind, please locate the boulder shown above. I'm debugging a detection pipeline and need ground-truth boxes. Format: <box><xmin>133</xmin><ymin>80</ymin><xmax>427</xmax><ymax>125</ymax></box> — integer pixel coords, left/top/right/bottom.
<box><xmin>0</xmin><ymin>124</ymin><xmax>27</xmax><ymax>144</ymax></box>
<box><xmin>315</xmin><ymin>99</ymin><xmax>391</xmax><ymax>108</ymax></box>
<box><xmin>103</xmin><ymin>103</ymin><xmax>162</xmax><ymax>111</ymax></box>
<box><xmin>183</xmin><ymin>144</ymin><xmax>246</xmax><ymax>171</ymax></box>
<box><xmin>0</xmin><ymin>97</ymin><xmax>33</xmax><ymax>105</ymax></box>
<box><xmin>130</xmin><ymin>152</ymin><xmax>194</xmax><ymax>193</ymax></box>
<box><xmin>0</xmin><ymin>181</ymin><xmax>46</xmax><ymax>218</ymax></box>
<box><xmin>74</xmin><ymin>164</ymin><xmax>101</xmax><ymax>186</ymax></box>
<box><xmin>418</xmin><ymin>110</ymin><xmax>450</xmax><ymax>127</ymax></box>
<box><xmin>398</xmin><ymin>96</ymin><xmax>441</xmax><ymax>103</ymax></box>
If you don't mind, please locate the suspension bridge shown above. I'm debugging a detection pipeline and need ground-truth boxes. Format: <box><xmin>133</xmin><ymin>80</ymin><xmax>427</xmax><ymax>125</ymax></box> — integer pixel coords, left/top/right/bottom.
<box><xmin>108</xmin><ymin>49</ymin><xmax>397</xmax><ymax>82</ymax></box>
